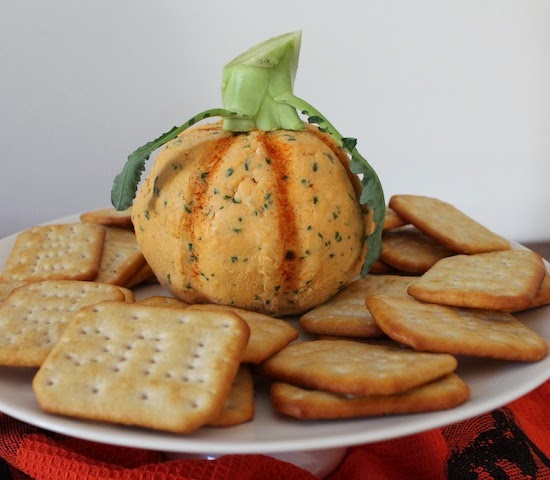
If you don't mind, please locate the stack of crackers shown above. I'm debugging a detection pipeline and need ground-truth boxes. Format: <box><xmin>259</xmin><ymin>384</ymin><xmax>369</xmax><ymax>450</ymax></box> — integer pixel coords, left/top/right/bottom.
<box><xmin>0</xmin><ymin>207</ymin><xmax>299</xmax><ymax>432</ymax></box>
<box><xmin>0</xmin><ymin>197</ymin><xmax>548</xmax><ymax>432</ymax></box>
<box><xmin>273</xmin><ymin>195</ymin><xmax>548</xmax><ymax>419</ymax></box>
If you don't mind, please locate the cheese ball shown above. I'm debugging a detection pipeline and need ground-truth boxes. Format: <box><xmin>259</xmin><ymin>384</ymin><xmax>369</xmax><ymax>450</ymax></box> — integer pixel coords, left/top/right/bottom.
<box><xmin>132</xmin><ymin>121</ymin><xmax>366</xmax><ymax>316</ymax></box>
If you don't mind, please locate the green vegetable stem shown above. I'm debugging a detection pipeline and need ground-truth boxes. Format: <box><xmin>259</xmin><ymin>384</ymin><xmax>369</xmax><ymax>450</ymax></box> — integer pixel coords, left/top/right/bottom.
<box><xmin>221</xmin><ymin>31</ymin><xmax>304</xmax><ymax>132</ymax></box>
<box><xmin>111</xmin><ymin>31</ymin><xmax>385</xmax><ymax>276</ymax></box>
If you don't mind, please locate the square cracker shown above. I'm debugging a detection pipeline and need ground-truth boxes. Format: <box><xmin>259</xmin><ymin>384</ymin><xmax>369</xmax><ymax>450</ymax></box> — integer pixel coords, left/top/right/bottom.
<box><xmin>522</xmin><ymin>269</ymin><xmax>550</xmax><ymax>311</ymax></box>
<box><xmin>80</xmin><ymin>207</ymin><xmax>133</xmax><ymax>229</ymax></box>
<box><xmin>368</xmin><ymin>259</ymin><xmax>395</xmax><ymax>275</ymax></box>
<box><xmin>124</xmin><ymin>262</ymin><xmax>157</xmax><ymax>289</ymax></box>
<box><xmin>270</xmin><ymin>373</ymin><xmax>470</xmax><ymax>420</ymax></box>
<box><xmin>383</xmin><ymin>207</ymin><xmax>407</xmax><ymax>231</ymax></box>
<box><xmin>389</xmin><ymin>195</ymin><xmax>510</xmax><ymax>254</ymax></box>
<box><xmin>0</xmin><ymin>281</ymin><xmax>125</xmax><ymax>366</ymax></box>
<box><xmin>137</xmin><ymin>295</ymin><xmax>189</xmax><ymax>308</ymax></box>
<box><xmin>299</xmin><ymin>275</ymin><xmax>416</xmax><ymax>338</ymax></box>
<box><xmin>408</xmin><ymin>250</ymin><xmax>545</xmax><ymax>311</ymax></box>
<box><xmin>33</xmin><ymin>302</ymin><xmax>250</xmax><ymax>433</ymax></box>
<box><xmin>116</xmin><ymin>286</ymin><xmax>135</xmax><ymax>302</ymax></box>
<box><xmin>366</xmin><ymin>294</ymin><xmax>548</xmax><ymax>361</ymax></box>
<box><xmin>95</xmin><ymin>227</ymin><xmax>146</xmax><ymax>286</ymax></box>
<box><xmin>207</xmin><ymin>365</ymin><xmax>255</xmax><ymax>427</ymax></box>
<box><xmin>511</xmin><ymin>260</ymin><xmax>550</xmax><ymax>312</ymax></box>
<box><xmin>0</xmin><ymin>281</ymin><xmax>27</xmax><ymax>303</ymax></box>
<box><xmin>381</xmin><ymin>227</ymin><xmax>456</xmax><ymax>274</ymax></box>
<box><xmin>0</xmin><ymin>223</ymin><xmax>105</xmax><ymax>282</ymax></box>
<box><xmin>187</xmin><ymin>304</ymin><xmax>298</xmax><ymax>364</ymax></box>
<box><xmin>259</xmin><ymin>339</ymin><xmax>457</xmax><ymax>396</ymax></box>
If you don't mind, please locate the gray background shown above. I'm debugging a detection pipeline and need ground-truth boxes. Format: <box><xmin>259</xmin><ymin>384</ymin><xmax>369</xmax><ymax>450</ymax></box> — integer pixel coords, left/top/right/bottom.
<box><xmin>1</xmin><ymin>0</ymin><xmax>549</xmax><ymax>242</ymax></box>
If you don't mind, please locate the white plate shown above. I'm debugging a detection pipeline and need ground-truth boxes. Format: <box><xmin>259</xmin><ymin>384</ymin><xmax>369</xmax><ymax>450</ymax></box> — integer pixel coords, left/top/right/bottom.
<box><xmin>0</xmin><ymin>215</ymin><xmax>548</xmax><ymax>455</ymax></box>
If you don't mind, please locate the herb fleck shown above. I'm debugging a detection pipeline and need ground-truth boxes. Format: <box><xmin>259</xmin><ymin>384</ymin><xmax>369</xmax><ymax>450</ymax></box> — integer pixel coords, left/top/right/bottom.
<box><xmin>153</xmin><ymin>176</ymin><xmax>161</xmax><ymax>196</ymax></box>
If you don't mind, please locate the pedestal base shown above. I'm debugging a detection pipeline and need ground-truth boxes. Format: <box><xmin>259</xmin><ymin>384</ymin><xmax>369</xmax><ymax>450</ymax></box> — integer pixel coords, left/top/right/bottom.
<box><xmin>165</xmin><ymin>446</ymin><xmax>348</xmax><ymax>478</ymax></box>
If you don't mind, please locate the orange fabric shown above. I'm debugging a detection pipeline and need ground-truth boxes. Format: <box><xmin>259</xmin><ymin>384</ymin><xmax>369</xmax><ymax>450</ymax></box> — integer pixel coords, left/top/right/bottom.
<box><xmin>0</xmin><ymin>381</ymin><xmax>548</xmax><ymax>480</ymax></box>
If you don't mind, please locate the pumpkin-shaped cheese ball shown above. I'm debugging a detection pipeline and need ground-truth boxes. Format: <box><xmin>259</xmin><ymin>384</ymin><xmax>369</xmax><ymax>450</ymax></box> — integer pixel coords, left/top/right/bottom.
<box><xmin>133</xmin><ymin>122</ymin><xmax>367</xmax><ymax>316</ymax></box>
<box><xmin>114</xmin><ymin>33</ymin><xmax>384</xmax><ymax>315</ymax></box>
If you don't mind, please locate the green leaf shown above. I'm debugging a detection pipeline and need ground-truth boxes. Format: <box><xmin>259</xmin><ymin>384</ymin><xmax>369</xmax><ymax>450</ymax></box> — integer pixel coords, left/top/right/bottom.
<box><xmin>274</xmin><ymin>92</ymin><xmax>386</xmax><ymax>276</ymax></box>
<box><xmin>111</xmin><ymin>127</ymin><xmax>176</xmax><ymax>211</ymax></box>
<box><xmin>307</xmin><ymin>115</ymin><xmax>325</xmax><ymax>125</ymax></box>
<box><xmin>342</xmin><ymin>137</ymin><xmax>357</xmax><ymax>152</ymax></box>
<box><xmin>349</xmin><ymin>150</ymin><xmax>385</xmax><ymax>276</ymax></box>
<box><xmin>111</xmin><ymin>108</ymin><xmax>246</xmax><ymax>211</ymax></box>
